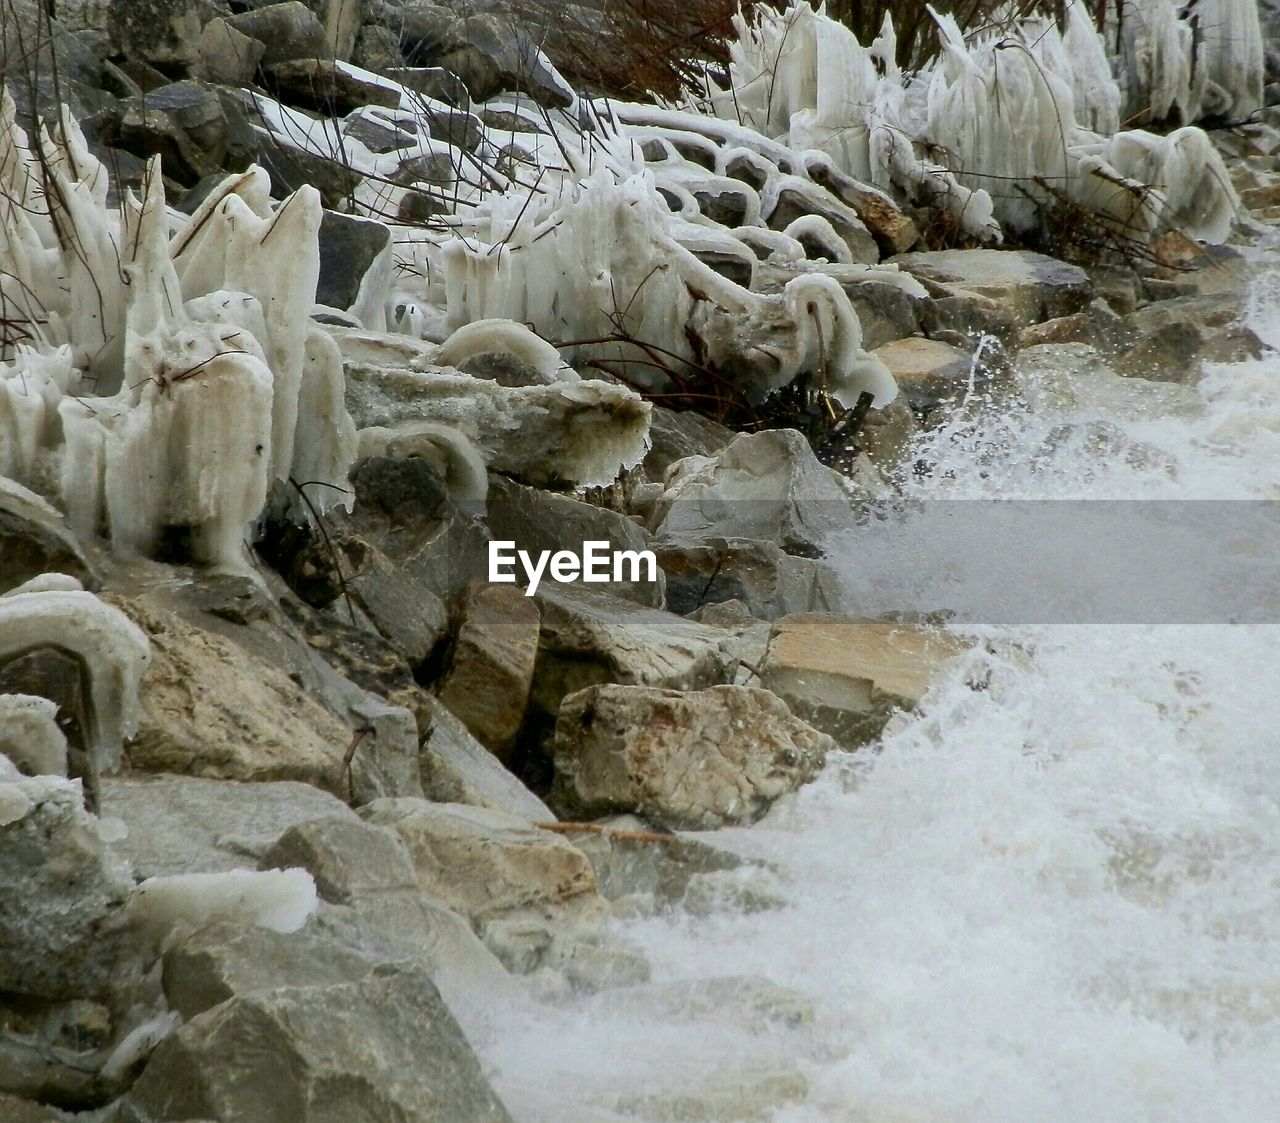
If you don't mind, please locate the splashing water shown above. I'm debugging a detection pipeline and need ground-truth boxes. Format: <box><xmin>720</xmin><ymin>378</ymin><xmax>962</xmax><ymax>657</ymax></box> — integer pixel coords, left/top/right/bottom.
<box><xmin>465</xmin><ymin>269</ymin><xmax>1280</xmax><ymax>1122</ymax></box>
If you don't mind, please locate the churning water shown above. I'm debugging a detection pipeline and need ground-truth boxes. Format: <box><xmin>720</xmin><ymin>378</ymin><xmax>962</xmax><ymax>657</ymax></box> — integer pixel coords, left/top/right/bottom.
<box><xmin>465</xmin><ymin>267</ymin><xmax>1280</xmax><ymax>1122</ymax></box>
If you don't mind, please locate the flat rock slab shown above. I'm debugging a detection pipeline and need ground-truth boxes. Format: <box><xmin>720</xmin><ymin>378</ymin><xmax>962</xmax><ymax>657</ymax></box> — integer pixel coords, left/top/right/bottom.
<box><xmin>872</xmin><ymin>336</ymin><xmax>974</xmax><ymax>409</ymax></box>
<box><xmin>761</xmin><ymin>615</ymin><xmax>969</xmax><ymax>747</ymax></box>
<box><xmin>551</xmin><ymin>684</ymin><xmax>834</xmax><ymax>829</ymax></box>
<box><xmin>100</xmin><ymin>775</ymin><xmax>355</xmax><ymax>879</ymax></box>
<box><xmin>889</xmin><ymin>248</ymin><xmax>1092</xmax><ymax>325</ymax></box>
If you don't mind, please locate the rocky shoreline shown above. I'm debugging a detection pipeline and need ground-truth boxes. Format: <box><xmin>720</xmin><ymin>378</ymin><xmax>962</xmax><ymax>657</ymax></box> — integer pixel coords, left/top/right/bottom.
<box><xmin>2</xmin><ymin>0</ymin><xmax>1279</xmax><ymax>1119</ymax></box>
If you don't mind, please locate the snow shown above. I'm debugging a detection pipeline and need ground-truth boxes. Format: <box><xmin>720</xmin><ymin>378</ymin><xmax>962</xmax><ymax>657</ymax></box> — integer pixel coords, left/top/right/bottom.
<box><xmin>129</xmin><ymin>867</ymin><xmax>319</xmax><ymax>936</ymax></box>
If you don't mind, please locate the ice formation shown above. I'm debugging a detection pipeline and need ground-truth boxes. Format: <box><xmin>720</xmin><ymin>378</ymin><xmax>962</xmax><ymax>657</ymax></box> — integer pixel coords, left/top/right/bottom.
<box><xmin>129</xmin><ymin>868</ymin><xmax>319</xmax><ymax>936</ymax></box>
<box><xmin>0</xmin><ymin>588</ymin><xmax>150</xmax><ymax>796</ymax></box>
<box><xmin>0</xmin><ymin>694</ymin><xmax>67</xmax><ymax>777</ymax></box>
<box><xmin>0</xmin><ymin>93</ymin><xmax>357</xmax><ymax>569</ymax></box>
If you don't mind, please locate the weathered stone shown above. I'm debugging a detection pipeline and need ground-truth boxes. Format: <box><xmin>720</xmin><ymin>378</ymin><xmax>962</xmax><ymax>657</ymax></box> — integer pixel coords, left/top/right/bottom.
<box><xmin>397</xmin><ymin>96</ymin><xmax>484</xmax><ymax>150</ymax></box>
<box><xmin>0</xmin><ymin>650</ymin><xmax>91</xmax><ymax>791</ymax></box>
<box><xmin>120</xmin><ymin>964</ymin><xmax>513</xmax><ymax>1123</ymax></box>
<box><xmin>0</xmin><ymin>778</ymin><xmax>134</xmax><ymax>1003</ymax></box>
<box><xmin>760</xmin><ymin>615</ymin><xmax>967</xmax><ymax>747</ymax></box>
<box><xmin>436</xmin><ymin>582</ymin><xmax>541</xmax><ymax>760</ymax></box>
<box><xmin>100</xmin><ymin>775</ymin><xmax>356</xmax><ymax>879</ymax></box>
<box><xmin>342</xmin><ymin>109</ymin><xmax>416</xmax><ymax>153</ymax></box>
<box><xmin>118</xmin><ymin>82</ymin><xmax>229</xmax><ymax>185</ymax></box>
<box><xmin>643</xmin><ymin>406</ymin><xmax>735</xmax><ymax>481</ymax></box>
<box><xmin>1017</xmin><ymin>344</ymin><xmax>1203</xmax><ymax>421</ymax></box>
<box><xmin>386</xmin><ymin>65</ymin><xmax>471</xmax><ymax>106</ymax></box>
<box><xmin>1016</xmin><ymin>312</ymin><xmax>1095</xmax><ymax>349</ymax></box>
<box><xmin>0</xmin><ymin>481</ymin><xmax>97</xmax><ymax>594</ymax></box>
<box><xmin>531</xmin><ymin>586</ymin><xmax>738</xmax><ymax>720</ymax></box>
<box><xmin>435</xmin><ymin>13</ymin><xmax>574</xmax><ymax>108</ymax></box>
<box><xmin>486</xmin><ymin>477</ymin><xmax>664</xmax><ymax>607</ymax></box>
<box><xmin>650</xmin><ymin>429</ymin><xmax>871</xmax><ymax>559</ymax></box>
<box><xmin>7</xmin><ymin>76</ymin><xmax>118</xmax><ymax>147</ymax></box>
<box><xmin>112</xmin><ymin>598</ymin><xmax>413</xmax><ymax>804</ymax></box>
<box><xmin>107</xmin><ymin>0</ymin><xmax>214</xmax><ymax>70</ymax></box>
<box><xmin>353</xmin><ymin>22</ymin><xmax>403</xmax><ymax>70</ymax></box>
<box><xmin>767</xmin><ymin>184</ymin><xmax>878</xmax><ymax>264</ymax></box>
<box><xmin>551</xmin><ymin>684</ymin><xmax>833</xmax><ymax>829</ymax></box>
<box><xmin>317</xmin><ymin>209</ymin><xmax>392</xmax><ymax>328</ymax></box>
<box><xmin>419</xmin><ymin>693</ymin><xmax>555</xmax><ymax>820</ymax></box>
<box><xmin>0</xmin><ymin>1094</ymin><xmax>62</xmax><ymax>1122</ymax></box>
<box><xmin>396</xmin><ymin>0</ymin><xmax>465</xmax><ymax>63</ymax></box>
<box><xmin>262</xmin><ymin>57</ymin><xmax>401</xmax><ymax>115</ymax></box>
<box><xmin>226</xmin><ymin>1</ymin><xmax>328</xmax><ymax>64</ymax></box>
<box><xmin>258</xmin><ymin>815</ymin><xmax>417</xmax><ymax>904</ymax></box>
<box><xmin>361</xmin><ymin>798</ymin><xmax>603</xmax><ymax>925</ymax></box>
<box><xmin>872</xmin><ymin>336</ymin><xmax>974</xmax><ymax>410</ymax></box>
<box><xmin>193</xmin><ymin>17</ymin><xmax>264</xmax><ymax>86</ymax></box>
<box><xmin>301</xmin><ymin>0</ymin><xmax>362</xmax><ymax>60</ymax></box>
<box><xmin>807</xmin><ymin>161</ymin><xmax>920</xmax><ymax>255</ymax></box>
<box><xmin>342</xmin><ymin>362</ymin><xmax>651</xmax><ymax>490</ymax></box>
<box><xmin>655</xmin><ymin>538</ymin><xmax>845</xmax><ymax>620</ymax></box>
<box><xmin>890</xmin><ymin>248</ymin><xmax>1092</xmax><ymax>325</ymax></box>
<box><xmin>254</xmin><ymin>128</ymin><xmax>360</xmax><ymax>207</ymax></box>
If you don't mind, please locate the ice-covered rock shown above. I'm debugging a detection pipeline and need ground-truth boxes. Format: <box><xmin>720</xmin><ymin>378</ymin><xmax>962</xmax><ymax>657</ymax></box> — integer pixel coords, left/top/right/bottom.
<box><xmin>129</xmin><ymin>868</ymin><xmax>318</xmax><ymax>937</ymax></box>
<box><xmin>0</xmin><ymin>694</ymin><xmax>67</xmax><ymax>777</ymax></box>
<box><xmin>551</xmin><ymin>683</ymin><xmax>834</xmax><ymax>829</ymax></box>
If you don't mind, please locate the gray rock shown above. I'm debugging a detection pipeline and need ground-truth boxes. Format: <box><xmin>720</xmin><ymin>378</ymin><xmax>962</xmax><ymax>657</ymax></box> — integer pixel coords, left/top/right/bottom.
<box><xmin>0</xmin><ymin>778</ymin><xmax>134</xmax><ymax>1003</ymax></box>
<box><xmin>551</xmin><ymin>684</ymin><xmax>834</xmax><ymax>829</ymax></box>
<box><xmin>105</xmin><ymin>0</ymin><xmax>215</xmax><ymax>70</ymax></box>
<box><xmin>889</xmin><ymin>248</ymin><xmax>1093</xmax><ymax>325</ymax></box>
<box><xmin>120</xmin><ymin>963</ymin><xmax>513</xmax><ymax>1122</ymax></box>
<box><xmin>353</xmin><ymin>22</ymin><xmax>402</xmax><ymax>71</ymax></box>
<box><xmin>643</xmin><ymin>407</ymin><xmax>735</xmax><ymax>482</ymax></box>
<box><xmin>300</xmin><ymin>0</ymin><xmax>363</xmax><ymax>60</ymax></box>
<box><xmin>419</xmin><ymin>693</ymin><xmax>555</xmax><ymax>820</ymax></box>
<box><xmin>118</xmin><ymin>81</ymin><xmax>229</xmax><ymax>185</ymax></box>
<box><xmin>0</xmin><ymin>481</ymin><xmax>97</xmax><ymax>595</ymax></box>
<box><xmin>650</xmin><ymin>429</ymin><xmax>870</xmax><ymax>560</ymax></box>
<box><xmin>385</xmin><ymin>66</ymin><xmax>471</xmax><ymax>107</ymax></box>
<box><xmin>760</xmin><ymin>614</ymin><xmax>968</xmax><ymax>748</ymax></box>
<box><xmin>342</xmin><ymin>110</ymin><xmax>417</xmax><ymax>153</ymax></box>
<box><xmin>436</xmin><ymin>13</ymin><xmax>574</xmax><ymax>108</ymax></box>
<box><xmin>193</xmin><ymin>17</ymin><xmax>265</xmax><ymax>86</ymax></box>
<box><xmin>486</xmin><ymin>476</ymin><xmax>664</xmax><ymax>607</ymax></box>
<box><xmin>226</xmin><ymin>1</ymin><xmax>328</xmax><ymax>65</ymax></box>
<box><xmin>655</xmin><ymin>537</ymin><xmax>845</xmax><ymax>620</ymax></box>
<box><xmin>436</xmin><ymin>582</ymin><xmax>541</xmax><ymax>761</ymax></box>
<box><xmin>767</xmin><ymin>183</ymin><xmax>878</xmax><ymax>264</ymax></box>
<box><xmin>361</xmin><ymin>798</ymin><xmax>602</xmax><ymax>925</ymax></box>
<box><xmin>99</xmin><ymin>775</ymin><xmax>358</xmax><ymax>879</ymax></box>
<box><xmin>871</xmin><ymin>336</ymin><xmax>976</xmax><ymax>411</ymax></box>
<box><xmin>531</xmin><ymin>585</ymin><xmax>738</xmax><ymax>720</ymax></box>
<box><xmin>317</xmin><ymin>210</ymin><xmax>392</xmax><ymax>326</ymax></box>
<box><xmin>254</xmin><ymin>127</ymin><xmax>360</xmax><ymax>207</ymax></box>
<box><xmin>259</xmin><ymin>815</ymin><xmax>418</xmax><ymax>904</ymax></box>
<box><xmin>806</xmin><ymin>161</ymin><xmax>920</xmax><ymax>256</ymax></box>
<box><xmin>263</xmin><ymin>57</ymin><xmax>401</xmax><ymax>114</ymax></box>
<box><xmin>396</xmin><ymin>0</ymin><xmax>465</xmax><ymax>64</ymax></box>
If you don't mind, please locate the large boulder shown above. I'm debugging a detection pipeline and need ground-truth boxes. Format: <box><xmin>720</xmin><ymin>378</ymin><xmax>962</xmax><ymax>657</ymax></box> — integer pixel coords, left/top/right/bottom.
<box><xmin>531</xmin><ymin>586</ymin><xmax>739</xmax><ymax>720</ymax></box>
<box><xmin>550</xmin><ymin>684</ymin><xmax>834</xmax><ymax>829</ymax></box>
<box><xmin>418</xmin><ymin>694</ymin><xmax>555</xmax><ymax>821</ymax></box>
<box><xmin>100</xmin><ymin>775</ymin><xmax>357</xmax><ymax>879</ymax></box>
<box><xmin>436</xmin><ymin>582</ymin><xmax>541</xmax><ymax>761</ymax></box>
<box><xmin>890</xmin><ymin>249</ymin><xmax>1092</xmax><ymax>325</ymax></box>
<box><xmin>119</xmin><ymin>963</ymin><xmax>512</xmax><ymax>1123</ymax></box>
<box><xmin>118</xmin><ymin>81</ymin><xmax>230</xmax><ymax>185</ymax></box>
<box><xmin>760</xmin><ymin>615</ymin><xmax>968</xmax><ymax>747</ymax></box>
<box><xmin>871</xmin><ymin>336</ymin><xmax>976</xmax><ymax>411</ymax></box>
<box><xmin>225</xmin><ymin>1</ymin><xmax>328</xmax><ymax>65</ymax></box>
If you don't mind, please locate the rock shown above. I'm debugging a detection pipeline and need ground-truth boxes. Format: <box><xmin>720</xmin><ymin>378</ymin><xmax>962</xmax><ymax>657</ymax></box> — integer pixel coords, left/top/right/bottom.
<box><xmin>0</xmin><ymin>480</ymin><xmax>97</xmax><ymax>594</ymax></box>
<box><xmin>118</xmin><ymin>81</ymin><xmax>229</xmax><ymax>185</ymax></box>
<box><xmin>258</xmin><ymin>815</ymin><xmax>417</xmax><ymax>905</ymax></box>
<box><xmin>871</xmin><ymin>336</ymin><xmax>974</xmax><ymax>410</ymax></box>
<box><xmin>396</xmin><ymin>96</ymin><xmax>484</xmax><ymax>151</ymax></box>
<box><xmin>8</xmin><ymin>75</ymin><xmax>119</xmax><ymax>147</ymax></box>
<box><xmin>113</xmin><ymin>598</ymin><xmax>414</xmax><ymax>804</ymax></box>
<box><xmin>1111</xmin><ymin>293</ymin><xmax>1264</xmax><ymax>384</ymax></box>
<box><xmin>419</xmin><ymin>693</ymin><xmax>555</xmax><ymax>820</ymax></box>
<box><xmin>105</xmin><ymin>0</ymin><xmax>212</xmax><ymax>70</ymax></box>
<box><xmin>342</xmin><ymin>362</ymin><xmax>651</xmax><ymax>489</ymax></box>
<box><xmin>0</xmin><ymin>777</ymin><xmax>134</xmax><ymax>1003</ymax></box>
<box><xmin>262</xmin><ymin>57</ymin><xmax>401</xmax><ymax>115</ymax></box>
<box><xmin>342</xmin><ymin>109</ymin><xmax>417</xmax><ymax>153</ymax></box>
<box><xmin>1241</xmin><ymin>181</ymin><xmax>1280</xmax><ymax>210</ymax></box>
<box><xmin>192</xmin><ymin>17</ymin><xmax>264</xmax><ymax>86</ymax></box>
<box><xmin>1113</xmin><ymin>320</ymin><xmax>1210</xmax><ymax>384</ymax></box>
<box><xmin>486</xmin><ymin>476</ymin><xmax>664</xmax><ymax>607</ymax></box>
<box><xmin>386</xmin><ymin>65</ymin><xmax>471</xmax><ymax>107</ymax></box>
<box><xmin>760</xmin><ymin>615</ymin><xmax>967</xmax><ymax>747</ymax></box>
<box><xmin>100</xmin><ymin>775</ymin><xmax>357</xmax><ymax>879</ymax></box>
<box><xmin>650</xmin><ymin>429</ymin><xmax>871</xmax><ymax>559</ymax></box>
<box><xmin>436</xmin><ymin>582</ymin><xmax>541</xmax><ymax>761</ymax></box>
<box><xmin>807</xmin><ymin>161</ymin><xmax>920</xmax><ymax>255</ymax></box>
<box><xmin>605</xmin><ymin>1066</ymin><xmax>808</xmax><ymax>1123</ymax></box>
<box><xmin>551</xmin><ymin>684</ymin><xmax>834</xmax><ymax>829</ymax></box>
<box><xmin>226</xmin><ymin>1</ymin><xmax>328</xmax><ymax>65</ymax></box>
<box><xmin>161</xmin><ymin>921</ymin><xmax>385</xmax><ymax>1021</ymax></box>
<box><xmin>654</xmin><ymin>538</ymin><xmax>845</xmax><ymax>620</ymax></box>
<box><xmin>1016</xmin><ymin>312</ymin><xmax>1095</xmax><ymax>349</ymax></box>
<box><xmin>397</xmin><ymin>0</ymin><xmax>465</xmax><ymax>63</ymax></box>
<box><xmin>0</xmin><ymin>1094</ymin><xmax>62</xmax><ymax>1122</ymax></box>
<box><xmin>302</xmin><ymin>0</ymin><xmax>363</xmax><ymax>60</ymax></box>
<box><xmin>531</xmin><ymin>586</ymin><xmax>738</xmax><ymax>721</ymax></box>
<box><xmin>838</xmin><ymin>278</ymin><xmax>924</xmax><ymax>350</ymax></box>
<box><xmin>361</xmin><ymin>798</ymin><xmax>602</xmax><ymax>925</ymax></box>
<box><xmin>253</xmin><ymin>128</ymin><xmax>360</xmax><ymax>207</ymax></box>
<box><xmin>766</xmin><ymin>183</ymin><xmax>878</xmax><ymax>264</ymax></box>
<box><xmin>890</xmin><ymin>248</ymin><xmax>1092</xmax><ymax>325</ymax></box>
<box><xmin>1016</xmin><ymin>344</ymin><xmax>1203</xmax><ymax>421</ymax></box>
<box><xmin>435</xmin><ymin>13</ymin><xmax>574</xmax><ymax>108</ymax></box>
<box><xmin>353</xmin><ymin>22</ymin><xmax>403</xmax><ymax>70</ymax></box>
<box><xmin>119</xmin><ymin>963</ymin><xmax>513</xmax><ymax>1123</ymax></box>
<box><xmin>643</xmin><ymin>406</ymin><xmax>735</xmax><ymax>481</ymax></box>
